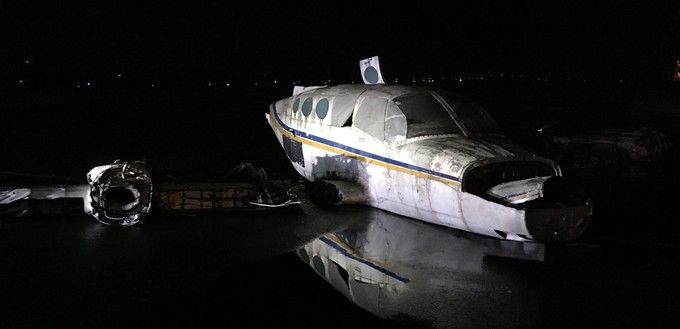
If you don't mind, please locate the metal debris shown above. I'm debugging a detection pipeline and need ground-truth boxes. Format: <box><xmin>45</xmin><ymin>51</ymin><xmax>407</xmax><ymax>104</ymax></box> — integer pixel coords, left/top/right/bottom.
<box><xmin>0</xmin><ymin>161</ymin><xmax>302</xmax><ymax>225</ymax></box>
<box><xmin>537</xmin><ymin>122</ymin><xmax>673</xmax><ymax>169</ymax></box>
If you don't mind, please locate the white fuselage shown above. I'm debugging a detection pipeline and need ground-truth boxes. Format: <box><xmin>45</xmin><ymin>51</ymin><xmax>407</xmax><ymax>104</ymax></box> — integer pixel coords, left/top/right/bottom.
<box><xmin>262</xmin><ymin>83</ymin><xmax>591</xmax><ymax>242</ymax></box>
<box><xmin>267</xmin><ymin>104</ymin><xmax>534</xmax><ymax>241</ymax></box>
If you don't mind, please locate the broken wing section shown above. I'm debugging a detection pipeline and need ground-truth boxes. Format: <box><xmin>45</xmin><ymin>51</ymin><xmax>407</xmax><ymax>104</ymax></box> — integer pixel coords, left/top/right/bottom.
<box><xmin>2</xmin><ymin>161</ymin><xmax>301</xmax><ymax>224</ymax></box>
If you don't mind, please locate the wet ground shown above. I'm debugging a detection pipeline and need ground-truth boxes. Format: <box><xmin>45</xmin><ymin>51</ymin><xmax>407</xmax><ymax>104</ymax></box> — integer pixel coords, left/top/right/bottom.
<box><xmin>1</xmin><ymin>81</ymin><xmax>680</xmax><ymax>328</ymax></box>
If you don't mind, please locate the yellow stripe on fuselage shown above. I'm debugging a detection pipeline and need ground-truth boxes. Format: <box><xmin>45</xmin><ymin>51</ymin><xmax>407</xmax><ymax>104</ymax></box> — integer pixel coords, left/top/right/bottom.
<box><xmin>270</xmin><ymin>108</ymin><xmax>461</xmax><ymax>188</ymax></box>
<box><xmin>323</xmin><ymin>233</ymin><xmax>390</xmax><ymax>268</ymax></box>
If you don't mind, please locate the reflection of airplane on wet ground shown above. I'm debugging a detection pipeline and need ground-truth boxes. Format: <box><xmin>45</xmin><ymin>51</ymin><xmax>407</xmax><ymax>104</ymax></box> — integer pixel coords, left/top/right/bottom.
<box><xmin>297</xmin><ymin>208</ymin><xmax>558</xmax><ymax>328</ymax></box>
<box><xmin>266</xmin><ymin>56</ymin><xmax>592</xmax><ymax>243</ymax></box>
<box><xmin>296</xmin><ymin>198</ymin><xmax>680</xmax><ymax>328</ymax></box>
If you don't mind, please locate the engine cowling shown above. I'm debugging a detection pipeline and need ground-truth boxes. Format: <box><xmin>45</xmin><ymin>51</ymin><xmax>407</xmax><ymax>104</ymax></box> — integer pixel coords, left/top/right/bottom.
<box><xmin>85</xmin><ymin>160</ymin><xmax>152</xmax><ymax>226</ymax></box>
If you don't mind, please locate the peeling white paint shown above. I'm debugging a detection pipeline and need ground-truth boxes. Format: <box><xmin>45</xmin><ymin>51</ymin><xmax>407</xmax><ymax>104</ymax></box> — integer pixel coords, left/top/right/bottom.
<box><xmin>266</xmin><ymin>83</ymin><xmax>591</xmax><ymax>242</ymax></box>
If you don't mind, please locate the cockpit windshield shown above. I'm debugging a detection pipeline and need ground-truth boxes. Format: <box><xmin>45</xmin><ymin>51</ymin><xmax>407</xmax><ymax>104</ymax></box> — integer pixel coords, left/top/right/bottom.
<box><xmin>394</xmin><ymin>93</ymin><xmax>464</xmax><ymax>138</ymax></box>
<box><xmin>434</xmin><ymin>89</ymin><xmax>501</xmax><ymax>135</ymax></box>
<box><xmin>393</xmin><ymin>89</ymin><xmax>501</xmax><ymax>138</ymax></box>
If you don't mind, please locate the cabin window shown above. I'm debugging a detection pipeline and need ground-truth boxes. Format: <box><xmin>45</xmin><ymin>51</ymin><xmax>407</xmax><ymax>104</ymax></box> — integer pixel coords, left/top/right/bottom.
<box><xmin>354</xmin><ymin>97</ymin><xmax>386</xmax><ymax>141</ymax></box>
<box><xmin>312</xmin><ymin>256</ymin><xmax>326</xmax><ymax>276</ymax></box>
<box><xmin>316</xmin><ymin>98</ymin><xmax>329</xmax><ymax>119</ymax></box>
<box><xmin>301</xmin><ymin>97</ymin><xmax>313</xmax><ymax>117</ymax></box>
<box><xmin>394</xmin><ymin>93</ymin><xmax>463</xmax><ymax>138</ymax></box>
<box><xmin>292</xmin><ymin>98</ymin><xmax>300</xmax><ymax>113</ymax></box>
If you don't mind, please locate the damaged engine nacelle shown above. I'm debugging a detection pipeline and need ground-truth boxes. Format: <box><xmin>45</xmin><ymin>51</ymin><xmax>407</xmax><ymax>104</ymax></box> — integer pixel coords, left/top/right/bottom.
<box><xmin>85</xmin><ymin>161</ymin><xmax>152</xmax><ymax>226</ymax></box>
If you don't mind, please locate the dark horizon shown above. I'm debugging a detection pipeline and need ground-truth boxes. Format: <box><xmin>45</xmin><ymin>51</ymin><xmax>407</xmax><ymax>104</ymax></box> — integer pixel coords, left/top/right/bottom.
<box><xmin>4</xmin><ymin>1</ymin><xmax>680</xmax><ymax>89</ymax></box>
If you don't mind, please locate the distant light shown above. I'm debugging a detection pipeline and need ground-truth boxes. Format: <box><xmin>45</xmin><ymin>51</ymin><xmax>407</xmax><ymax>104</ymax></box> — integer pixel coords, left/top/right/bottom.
<box><xmin>18</xmin><ymin>80</ymin><xmax>24</xmax><ymax>85</ymax></box>
<box><xmin>24</xmin><ymin>60</ymin><xmax>30</xmax><ymax>64</ymax></box>
<box><xmin>208</xmin><ymin>83</ymin><xmax>212</xmax><ymax>87</ymax></box>
<box><xmin>273</xmin><ymin>80</ymin><xmax>277</xmax><ymax>84</ymax></box>
<box><xmin>226</xmin><ymin>83</ymin><xmax>230</xmax><ymax>87</ymax></box>
<box><xmin>117</xmin><ymin>74</ymin><xmax>123</xmax><ymax>78</ymax></box>
<box><xmin>150</xmin><ymin>84</ymin><xmax>155</xmax><ymax>87</ymax></box>
<box><xmin>86</xmin><ymin>82</ymin><xmax>91</xmax><ymax>86</ymax></box>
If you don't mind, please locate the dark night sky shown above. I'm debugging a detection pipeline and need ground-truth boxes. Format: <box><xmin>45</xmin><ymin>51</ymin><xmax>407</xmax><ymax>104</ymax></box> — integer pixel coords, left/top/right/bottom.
<box><xmin>3</xmin><ymin>0</ymin><xmax>680</xmax><ymax>86</ymax></box>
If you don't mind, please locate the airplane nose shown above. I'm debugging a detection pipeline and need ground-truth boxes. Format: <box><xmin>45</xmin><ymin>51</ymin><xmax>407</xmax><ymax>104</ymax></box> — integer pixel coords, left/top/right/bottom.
<box><xmin>525</xmin><ymin>205</ymin><xmax>593</xmax><ymax>242</ymax></box>
<box><xmin>523</xmin><ymin>176</ymin><xmax>593</xmax><ymax>242</ymax></box>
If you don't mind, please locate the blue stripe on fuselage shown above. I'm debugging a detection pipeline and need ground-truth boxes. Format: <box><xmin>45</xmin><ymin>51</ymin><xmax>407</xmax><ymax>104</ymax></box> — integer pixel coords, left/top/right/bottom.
<box><xmin>271</xmin><ymin>103</ymin><xmax>462</xmax><ymax>186</ymax></box>
<box><xmin>319</xmin><ymin>235</ymin><xmax>410</xmax><ymax>283</ymax></box>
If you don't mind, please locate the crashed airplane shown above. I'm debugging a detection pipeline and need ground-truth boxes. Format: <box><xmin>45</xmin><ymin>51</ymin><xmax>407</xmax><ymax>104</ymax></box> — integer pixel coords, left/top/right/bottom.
<box><xmin>266</xmin><ymin>56</ymin><xmax>592</xmax><ymax>242</ymax></box>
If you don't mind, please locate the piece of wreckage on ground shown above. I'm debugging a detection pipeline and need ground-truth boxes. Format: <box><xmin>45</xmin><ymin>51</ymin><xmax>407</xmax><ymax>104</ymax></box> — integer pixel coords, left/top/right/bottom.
<box><xmin>535</xmin><ymin>120</ymin><xmax>673</xmax><ymax>170</ymax></box>
<box><xmin>265</xmin><ymin>55</ymin><xmax>593</xmax><ymax>243</ymax></box>
<box><xmin>0</xmin><ymin>160</ymin><xmax>302</xmax><ymax>225</ymax></box>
